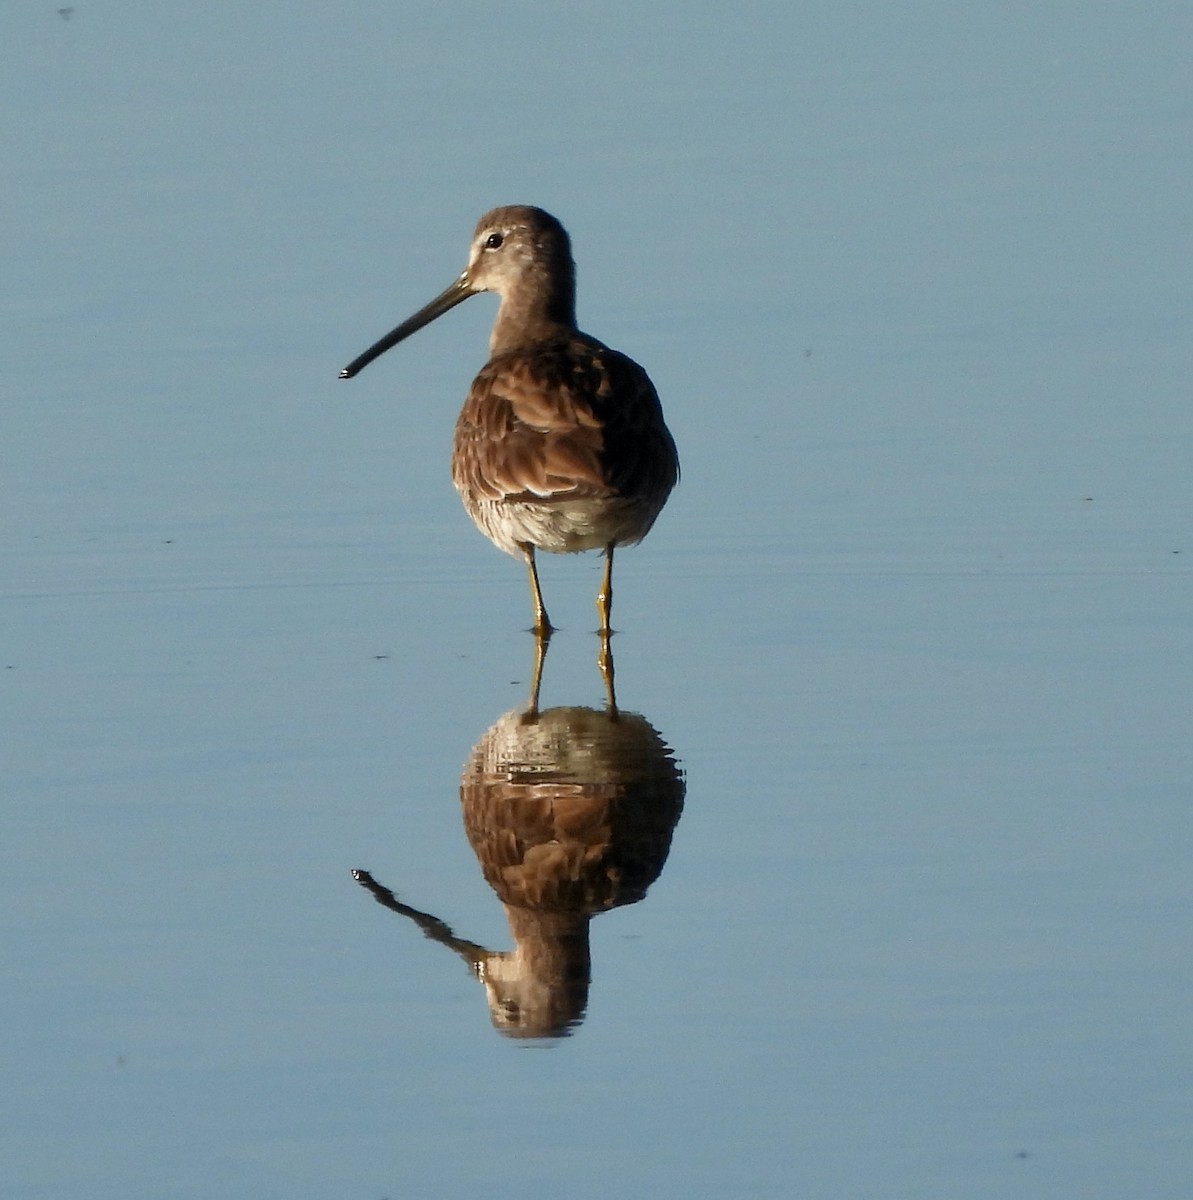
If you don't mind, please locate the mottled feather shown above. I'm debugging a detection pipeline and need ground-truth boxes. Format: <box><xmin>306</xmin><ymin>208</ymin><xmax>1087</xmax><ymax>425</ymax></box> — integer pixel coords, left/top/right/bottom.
<box><xmin>340</xmin><ymin>205</ymin><xmax>677</xmax><ymax>632</ymax></box>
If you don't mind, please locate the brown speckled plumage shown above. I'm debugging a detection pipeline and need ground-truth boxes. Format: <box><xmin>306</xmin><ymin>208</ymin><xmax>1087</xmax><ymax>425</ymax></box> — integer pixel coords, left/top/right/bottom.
<box><xmin>341</xmin><ymin>205</ymin><xmax>678</xmax><ymax>634</ymax></box>
<box><xmin>352</xmin><ymin>700</ymin><xmax>684</xmax><ymax>1040</ymax></box>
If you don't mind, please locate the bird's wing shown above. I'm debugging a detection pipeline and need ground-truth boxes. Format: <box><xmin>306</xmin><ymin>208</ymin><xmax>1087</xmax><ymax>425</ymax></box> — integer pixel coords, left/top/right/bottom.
<box><xmin>453</xmin><ymin>343</ymin><xmax>616</xmax><ymax>503</ymax></box>
<box><xmin>453</xmin><ymin>338</ymin><xmax>678</xmax><ymax>506</ymax></box>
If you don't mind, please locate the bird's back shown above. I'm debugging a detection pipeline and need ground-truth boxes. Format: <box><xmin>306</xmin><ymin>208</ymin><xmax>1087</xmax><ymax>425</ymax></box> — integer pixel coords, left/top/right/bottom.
<box><xmin>452</xmin><ymin>334</ymin><xmax>677</xmax><ymax>556</ymax></box>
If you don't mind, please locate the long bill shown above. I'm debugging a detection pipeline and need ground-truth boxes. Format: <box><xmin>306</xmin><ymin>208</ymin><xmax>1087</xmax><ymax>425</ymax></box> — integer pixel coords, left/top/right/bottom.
<box><xmin>339</xmin><ymin>272</ymin><xmax>474</xmax><ymax>379</ymax></box>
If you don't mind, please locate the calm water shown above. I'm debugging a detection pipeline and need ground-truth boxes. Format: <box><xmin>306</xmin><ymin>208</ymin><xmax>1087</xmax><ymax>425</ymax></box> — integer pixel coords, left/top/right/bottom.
<box><xmin>4</xmin><ymin>3</ymin><xmax>1191</xmax><ymax>1197</ymax></box>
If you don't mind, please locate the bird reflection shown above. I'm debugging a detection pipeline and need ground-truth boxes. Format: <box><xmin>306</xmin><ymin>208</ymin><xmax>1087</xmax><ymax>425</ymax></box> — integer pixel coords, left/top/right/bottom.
<box><xmin>353</xmin><ymin>638</ymin><xmax>684</xmax><ymax>1040</ymax></box>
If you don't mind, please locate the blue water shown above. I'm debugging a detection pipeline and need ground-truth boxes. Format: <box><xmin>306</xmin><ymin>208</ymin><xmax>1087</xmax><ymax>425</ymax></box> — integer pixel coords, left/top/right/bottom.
<box><xmin>4</xmin><ymin>3</ymin><xmax>1191</xmax><ymax>1197</ymax></box>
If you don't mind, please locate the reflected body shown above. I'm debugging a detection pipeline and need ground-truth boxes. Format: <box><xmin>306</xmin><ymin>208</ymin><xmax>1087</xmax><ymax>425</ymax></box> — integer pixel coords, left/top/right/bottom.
<box><xmin>459</xmin><ymin>704</ymin><xmax>684</xmax><ymax>1036</ymax></box>
<box><xmin>340</xmin><ymin>205</ymin><xmax>678</xmax><ymax>635</ymax></box>
<box><xmin>354</xmin><ymin>638</ymin><xmax>684</xmax><ymax>1040</ymax></box>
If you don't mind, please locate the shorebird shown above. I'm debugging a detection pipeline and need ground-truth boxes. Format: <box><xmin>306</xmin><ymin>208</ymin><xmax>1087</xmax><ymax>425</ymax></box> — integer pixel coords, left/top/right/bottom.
<box><xmin>352</xmin><ymin>659</ymin><xmax>684</xmax><ymax>1039</ymax></box>
<box><xmin>340</xmin><ymin>205</ymin><xmax>678</xmax><ymax>637</ymax></box>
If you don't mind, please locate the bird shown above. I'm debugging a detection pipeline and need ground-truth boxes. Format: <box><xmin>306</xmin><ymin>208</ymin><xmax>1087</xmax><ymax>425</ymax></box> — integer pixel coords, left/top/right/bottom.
<box><xmin>352</xmin><ymin>682</ymin><xmax>684</xmax><ymax>1039</ymax></box>
<box><xmin>339</xmin><ymin>205</ymin><xmax>678</xmax><ymax>638</ymax></box>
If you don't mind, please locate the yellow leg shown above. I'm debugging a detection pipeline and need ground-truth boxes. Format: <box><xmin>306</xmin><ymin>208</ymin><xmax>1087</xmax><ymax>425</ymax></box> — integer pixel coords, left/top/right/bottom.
<box><xmin>596</xmin><ymin>542</ymin><xmax>615</xmax><ymax>636</ymax></box>
<box><xmin>521</xmin><ymin>543</ymin><xmax>553</xmax><ymax>636</ymax></box>
<box><xmin>598</xmin><ymin>628</ymin><xmax>618</xmax><ymax>716</ymax></box>
<box><xmin>526</xmin><ymin>627</ymin><xmax>549</xmax><ymax>718</ymax></box>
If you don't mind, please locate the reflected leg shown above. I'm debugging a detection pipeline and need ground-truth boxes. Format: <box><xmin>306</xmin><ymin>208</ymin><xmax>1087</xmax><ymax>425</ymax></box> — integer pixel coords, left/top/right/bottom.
<box><xmin>526</xmin><ymin>628</ymin><xmax>550</xmax><ymax>718</ymax></box>
<box><xmin>598</xmin><ymin>628</ymin><xmax>618</xmax><ymax>716</ymax></box>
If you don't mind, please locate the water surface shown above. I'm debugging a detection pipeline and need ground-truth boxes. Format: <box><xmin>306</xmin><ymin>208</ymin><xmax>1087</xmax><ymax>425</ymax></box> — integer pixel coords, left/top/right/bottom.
<box><xmin>3</xmin><ymin>3</ymin><xmax>1191</xmax><ymax>1197</ymax></box>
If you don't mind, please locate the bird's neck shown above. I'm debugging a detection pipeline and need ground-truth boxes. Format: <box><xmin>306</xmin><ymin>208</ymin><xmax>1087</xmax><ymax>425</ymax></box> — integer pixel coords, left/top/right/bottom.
<box><xmin>489</xmin><ymin>271</ymin><xmax>577</xmax><ymax>356</ymax></box>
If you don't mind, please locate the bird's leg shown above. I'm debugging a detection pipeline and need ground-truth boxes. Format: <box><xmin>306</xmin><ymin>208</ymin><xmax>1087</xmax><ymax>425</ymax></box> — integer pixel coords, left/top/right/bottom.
<box><xmin>596</xmin><ymin>542</ymin><xmax>615</xmax><ymax>637</ymax></box>
<box><xmin>521</xmin><ymin>543</ymin><xmax>554</xmax><ymax>637</ymax></box>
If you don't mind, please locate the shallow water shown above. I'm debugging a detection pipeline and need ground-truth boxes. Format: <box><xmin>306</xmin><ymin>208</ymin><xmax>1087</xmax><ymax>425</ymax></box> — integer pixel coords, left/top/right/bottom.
<box><xmin>4</xmin><ymin>3</ymin><xmax>1191</xmax><ymax>1197</ymax></box>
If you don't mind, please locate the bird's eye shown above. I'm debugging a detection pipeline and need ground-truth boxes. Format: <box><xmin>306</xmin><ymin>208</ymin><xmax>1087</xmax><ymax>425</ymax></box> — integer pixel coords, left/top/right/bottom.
<box><xmin>484</xmin><ymin>232</ymin><xmax>504</xmax><ymax>250</ymax></box>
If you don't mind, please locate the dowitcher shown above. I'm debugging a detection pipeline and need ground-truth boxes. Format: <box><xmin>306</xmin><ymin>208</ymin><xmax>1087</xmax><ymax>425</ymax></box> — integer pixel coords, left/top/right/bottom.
<box><xmin>352</xmin><ymin>663</ymin><xmax>684</xmax><ymax>1038</ymax></box>
<box><xmin>340</xmin><ymin>205</ymin><xmax>678</xmax><ymax>637</ymax></box>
